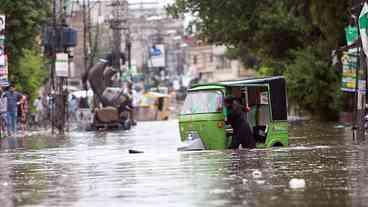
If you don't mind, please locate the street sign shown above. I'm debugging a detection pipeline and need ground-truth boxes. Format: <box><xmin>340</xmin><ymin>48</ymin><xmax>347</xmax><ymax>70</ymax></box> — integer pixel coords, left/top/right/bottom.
<box><xmin>55</xmin><ymin>53</ymin><xmax>69</xmax><ymax>77</ymax></box>
<box><xmin>149</xmin><ymin>44</ymin><xmax>165</xmax><ymax>67</ymax></box>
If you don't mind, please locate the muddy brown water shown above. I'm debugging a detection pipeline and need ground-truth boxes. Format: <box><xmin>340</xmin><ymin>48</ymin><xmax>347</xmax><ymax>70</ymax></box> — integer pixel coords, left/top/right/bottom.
<box><xmin>0</xmin><ymin>120</ymin><xmax>367</xmax><ymax>207</ymax></box>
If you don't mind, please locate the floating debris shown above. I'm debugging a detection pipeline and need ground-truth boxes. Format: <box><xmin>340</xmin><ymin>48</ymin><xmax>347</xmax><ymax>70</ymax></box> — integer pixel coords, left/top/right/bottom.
<box><xmin>252</xmin><ymin>170</ymin><xmax>262</xmax><ymax>179</ymax></box>
<box><xmin>128</xmin><ymin>149</ymin><xmax>144</xmax><ymax>154</ymax></box>
<box><xmin>334</xmin><ymin>125</ymin><xmax>345</xmax><ymax>129</ymax></box>
<box><xmin>289</xmin><ymin>178</ymin><xmax>306</xmax><ymax>189</ymax></box>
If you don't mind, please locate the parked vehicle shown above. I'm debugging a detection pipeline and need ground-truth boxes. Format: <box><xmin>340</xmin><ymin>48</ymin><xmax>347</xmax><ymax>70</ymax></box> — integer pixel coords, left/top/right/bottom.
<box><xmin>178</xmin><ymin>76</ymin><xmax>288</xmax><ymax>150</ymax></box>
<box><xmin>135</xmin><ymin>91</ymin><xmax>171</xmax><ymax>121</ymax></box>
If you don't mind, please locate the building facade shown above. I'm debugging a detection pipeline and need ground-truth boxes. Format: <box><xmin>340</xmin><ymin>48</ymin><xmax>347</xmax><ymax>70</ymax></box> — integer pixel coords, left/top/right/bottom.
<box><xmin>185</xmin><ymin>44</ymin><xmax>256</xmax><ymax>82</ymax></box>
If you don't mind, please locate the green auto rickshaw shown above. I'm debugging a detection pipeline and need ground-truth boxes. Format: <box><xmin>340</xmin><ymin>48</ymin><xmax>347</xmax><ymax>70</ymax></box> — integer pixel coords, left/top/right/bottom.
<box><xmin>178</xmin><ymin>76</ymin><xmax>288</xmax><ymax>150</ymax></box>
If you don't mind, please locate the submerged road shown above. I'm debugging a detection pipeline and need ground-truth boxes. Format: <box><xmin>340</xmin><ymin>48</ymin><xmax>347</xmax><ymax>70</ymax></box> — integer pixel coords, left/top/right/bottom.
<box><xmin>1</xmin><ymin>120</ymin><xmax>368</xmax><ymax>207</ymax></box>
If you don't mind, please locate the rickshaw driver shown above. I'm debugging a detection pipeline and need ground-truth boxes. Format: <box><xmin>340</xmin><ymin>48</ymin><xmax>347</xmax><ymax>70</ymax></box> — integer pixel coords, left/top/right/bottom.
<box><xmin>224</xmin><ymin>96</ymin><xmax>256</xmax><ymax>149</ymax></box>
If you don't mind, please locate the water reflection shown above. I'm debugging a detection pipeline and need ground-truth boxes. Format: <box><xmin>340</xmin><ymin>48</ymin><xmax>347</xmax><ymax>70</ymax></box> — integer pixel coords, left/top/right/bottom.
<box><xmin>0</xmin><ymin>121</ymin><xmax>367</xmax><ymax>207</ymax></box>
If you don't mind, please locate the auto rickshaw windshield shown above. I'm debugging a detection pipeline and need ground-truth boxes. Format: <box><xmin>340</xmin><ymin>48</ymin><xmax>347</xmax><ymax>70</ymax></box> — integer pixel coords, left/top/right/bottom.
<box><xmin>180</xmin><ymin>90</ymin><xmax>223</xmax><ymax>115</ymax></box>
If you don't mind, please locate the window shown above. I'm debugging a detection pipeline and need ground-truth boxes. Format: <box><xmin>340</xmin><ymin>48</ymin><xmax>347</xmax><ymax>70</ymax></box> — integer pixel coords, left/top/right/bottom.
<box><xmin>181</xmin><ymin>91</ymin><xmax>223</xmax><ymax>115</ymax></box>
<box><xmin>216</xmin><ymin>55</ymin><xmax>231</xmax><ymax>70</ymax></box>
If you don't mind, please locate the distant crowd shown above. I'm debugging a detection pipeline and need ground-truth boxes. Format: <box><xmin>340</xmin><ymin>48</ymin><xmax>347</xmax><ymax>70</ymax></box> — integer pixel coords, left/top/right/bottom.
<box><xmin>0</xmin><ymin>85</ymin><xmax>82</xmax><ymax>137</ymax></box>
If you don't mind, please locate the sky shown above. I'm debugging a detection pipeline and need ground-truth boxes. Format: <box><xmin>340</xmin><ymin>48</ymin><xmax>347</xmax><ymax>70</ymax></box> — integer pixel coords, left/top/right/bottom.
<box><xmin>73</xmin><ymin>0</ymin><xmax>193</xmax><ymax>27</ymax></box>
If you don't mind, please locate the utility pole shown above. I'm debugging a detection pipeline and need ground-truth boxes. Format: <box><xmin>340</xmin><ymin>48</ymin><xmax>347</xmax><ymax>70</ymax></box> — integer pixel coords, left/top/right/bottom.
<box><xmin>129</xmin><ymin>0</ymin><xmax>159</xmax><ymax>74</ymax></box>
<box><xmin>82</xmin><ymin>0</ymin><xmax>88</xmax><ymax>90</ymax></box>
<box><xmin>80</xmin><ymin>0</ymin><xmax>102</xmax><ymax>108</ymax></box>
<box><xmin>108</xmin><ymin>0</ymin><xmax>128</xmax><ymax>83</ymax></box>
<box><xmin>126</xmin><ymin>31</ymin><xmax>132</xmax><ymax>72</ymax></box>
<box><xmin>56</xmin><ymin>0</ymin><xmax>67</xmax><ymax>135</ymax></box>
<box><xmin>351</xmin><ymin>0</ymin><xmax>367</xmax><ymax>143</ymax></box>
<box><xmin>45</xmin><ymin>0</ymin><xmax>77</xmax><ymax>135</ymax></box>
<box><xmin>51</xmin><ymin>0</ymin><xmax>57</xmax><ymax>135</ymax></box>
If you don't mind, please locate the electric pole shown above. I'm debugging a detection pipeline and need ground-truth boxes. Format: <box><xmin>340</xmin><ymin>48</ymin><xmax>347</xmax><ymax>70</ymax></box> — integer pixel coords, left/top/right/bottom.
<box><xmin>350</xmin><ymin>0</ymin><xmax>367</xmax><ymax>143</ymax></box>
<box><xmin>108</xmin><ymin>0</ymin><xmax>128</xmax><ymax>80</ymax></box>
<box><xmin>56</xmin><ymin>0</ymin><xmax>67</xmax><ymax>135</ymax></box>
<box><xmin>45</xmin><ymin>0</ymin><xmax>77</xmax><ymax>135</ymax></box>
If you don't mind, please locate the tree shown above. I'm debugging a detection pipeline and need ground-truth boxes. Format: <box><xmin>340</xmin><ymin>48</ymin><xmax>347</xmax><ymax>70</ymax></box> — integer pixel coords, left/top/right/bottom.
<box><xmin>16</xmin><ymin>49</ymin><xmax>48</xmax><ymax>103</ymax></box>
<box><xmin>168</xmin><ymin>1</ymin><xmax>312</xmax><ymax>64</ymax></box>
<box><xmin>285</xmin><ymin>47</ymin><xmax>342</xmax><ymax>120</ymax></box>
<box><xmin>168</xmin><ymin>0</ymin><xmax>351</xmax><ymax>119</ymax></box>
<box><xmin>0</xmin><ymin>0</ymin><xmax>50</xmax><ymax>101</ymax></box>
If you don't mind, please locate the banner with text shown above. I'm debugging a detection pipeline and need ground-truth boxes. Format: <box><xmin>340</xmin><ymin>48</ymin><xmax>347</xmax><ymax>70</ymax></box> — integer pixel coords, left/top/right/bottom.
<box><xmin>341</xmin><ymin>26</ymin><xmax>359</xmax><ymax>92</ymax></box>
<box><xmin>0</xmin><ymin>14</ymin><xmax>8</xmax><ymax>86</ymax></box>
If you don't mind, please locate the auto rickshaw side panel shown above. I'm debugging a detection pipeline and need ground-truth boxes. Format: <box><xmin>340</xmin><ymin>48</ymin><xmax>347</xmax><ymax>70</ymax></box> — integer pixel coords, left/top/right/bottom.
<box><xmin>265</xmin><ymin>121</ymin><xmax>289</xmax><ymax>147</ymax></box>
<box><xmin>179</xmin><ymin>113</ymin><xmax>228</xmax><ymax>150</ymax></box>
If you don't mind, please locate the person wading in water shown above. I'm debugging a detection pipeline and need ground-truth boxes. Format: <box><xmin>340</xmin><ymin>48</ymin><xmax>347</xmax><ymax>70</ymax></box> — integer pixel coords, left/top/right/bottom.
<box><xmin>224</xmin><ymin>96</ymin><xmax>256</xmax><ymax>149</ymax></box>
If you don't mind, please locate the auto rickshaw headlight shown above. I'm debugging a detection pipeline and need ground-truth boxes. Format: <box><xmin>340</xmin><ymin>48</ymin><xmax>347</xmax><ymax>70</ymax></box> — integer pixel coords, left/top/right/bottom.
<box><xmin>187</xmin><ymin>131</ymin><xmax>201</xmax><ymax>141</ymax></box>
<box><xmin>217</xmin><ymin>121</ymin><xmax>224</xmax><ymax>128</ymax></box>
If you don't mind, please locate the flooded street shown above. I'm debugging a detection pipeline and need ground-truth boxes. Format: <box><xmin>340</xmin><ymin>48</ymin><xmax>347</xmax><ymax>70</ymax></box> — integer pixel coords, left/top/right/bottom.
<box><xmin>1</xmin><ymin>120</ymin><xmax>368</xmax><ymax>207</ymax></box>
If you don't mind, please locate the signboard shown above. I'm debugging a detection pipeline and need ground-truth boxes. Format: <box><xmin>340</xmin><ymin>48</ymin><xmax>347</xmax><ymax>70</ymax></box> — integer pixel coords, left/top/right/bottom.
<box><xmin>0</xmin><ymin>14</ymin><xmax>8</xmax><ymax>87</ymax></box>
<box><xmin>341</xmin><ymin>51</ymin><xmax>358</xmax><ymax>92</ymax></box>
<box><xmin>0</xmin><ymin>50</ymin><xmax>5</xmax><ymax>66</ymax></box>
<box><xmin>0</xmin><ymin>35</ymin><xmax>4</xmax><ymax>46</ymax></box>
<box><xmin>0</xmin><ymin>55</ymin><xmax>8</xmax><ymax>75</ymax></box>
<box><xmin>55</xmin><ymin>53</ymin><xmax>69</xmax><ymax>77</ymax></box>
<box><xmin>341</xmin><ymin>26</ymin><xmax>359</xmax><ymax>92</ymax></box>
<box><xmin>358</xmin><ymin>80</ymin><xmax>366</xmax><ymax>109</ymax></box>
<box><xmin>0</xmin><ymin>63</ymin><xmax>9</xmax><ymax>86</ymax></box>
<box><xmin>260</xmin><ymin>92</ymin><xmax>269</xmax><ymax>105</ymax></box>
<box><xmin>0</xmin><ymin>15</ymin><xmax>5</xmax><ymax>35</ymax></box>
<box><xmin>149</xmin><ymin>44</ymin><xmax>165</xmax><ymax>67</ymax></box>
<box><xmin>359</xmin><ymin>3</ymin><xmax>368</xmax><ymax>56</ymax></box>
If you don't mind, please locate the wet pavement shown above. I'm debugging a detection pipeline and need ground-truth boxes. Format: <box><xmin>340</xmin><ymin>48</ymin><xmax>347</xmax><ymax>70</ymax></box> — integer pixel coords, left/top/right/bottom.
<box><xmin>1</xmin><ymin>120</ymin><xmax>368</xmax><ymax>207</ymax></box>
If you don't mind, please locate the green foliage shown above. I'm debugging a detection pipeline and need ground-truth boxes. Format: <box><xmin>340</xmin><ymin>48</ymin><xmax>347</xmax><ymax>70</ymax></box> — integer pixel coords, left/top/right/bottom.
<box><xmin>285</xmin><ymin>47</ymin><xmax>342</xmax><ymax>120</ymax></box>
<box><xmin>168</xmin><ymin>0</ymin><xmax>351</xmax><ymax>119</ymax></box>
<box><xmin>0</xmin><ymin>0</ymin><xmax>50</xmax><ymax>61</ymax></box>
<box><xmin>15</xmin><ymin>49</ymin><xmax>48</xmax><ymax>104</ymax></box>
<box><xmin>168</xmin><ymin>1</ymin><xmax>312</xmax><ymax>60</ymax></box>
<box><xmin>257</xmin><ymin>66</ymin><xmax>277</xmax><ymax>77</ymax></box>
<box><xmin>0</xmin><ymin>0</ymin><xmax>50</xmax><ymax>102</ymax></box>
<box><xmin>225</xmin><ymin>46</ymin><xmax>261</xmax><ymax>70</ymax></box>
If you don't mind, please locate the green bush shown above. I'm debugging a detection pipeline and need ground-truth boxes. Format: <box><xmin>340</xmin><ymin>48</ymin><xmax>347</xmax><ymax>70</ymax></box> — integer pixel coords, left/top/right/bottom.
<box><xmin>13</xmin><ymin>49</ymin><xmax>48</xmax><ymax>108</ymax></box>
<box><xmin>285</xmin><ymin>47</ymin><xmax>342</xmax><ymax>120</ymax></box>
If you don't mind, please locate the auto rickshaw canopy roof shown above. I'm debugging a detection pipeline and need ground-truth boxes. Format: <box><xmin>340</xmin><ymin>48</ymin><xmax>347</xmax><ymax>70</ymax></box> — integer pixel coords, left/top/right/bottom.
<box><xmin>190</xmin><ymin>76</ymin><xmax>288</xmax><ymax>121</ymax></box>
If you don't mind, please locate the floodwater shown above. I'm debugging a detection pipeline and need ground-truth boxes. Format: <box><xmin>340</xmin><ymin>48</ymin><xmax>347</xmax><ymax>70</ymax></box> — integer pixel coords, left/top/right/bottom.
<box><xmin>0</xmin><ymin>120</ymin><xmax>368</xmax><ymax>207</ymax></box>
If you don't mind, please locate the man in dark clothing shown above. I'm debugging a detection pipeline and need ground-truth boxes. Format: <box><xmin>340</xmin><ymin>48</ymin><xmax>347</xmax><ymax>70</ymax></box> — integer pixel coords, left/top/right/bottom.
<box><xmin>5</xmin><ymin>85</ymin><xmax>22</xmax><ymax>135</ymax></box>
<box><xmin>224</xmin><ymin>96</ymin><xmax>256</xmax><ymax>149</ymax></box>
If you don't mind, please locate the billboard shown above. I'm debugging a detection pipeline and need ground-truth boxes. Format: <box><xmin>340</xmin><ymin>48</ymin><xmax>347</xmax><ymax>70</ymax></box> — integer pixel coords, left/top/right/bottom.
<box><xmin>341</xmin><ymin>26</ymin><xmax>359</xmax><ymax>92</ymax></box>
<box><xmin>0</xmin><ymin>15</ymin><xmax>4</xmax><ymax>35</ymax></box>
<box><xmin>149</xmin><ymin>44</ymin><xmax>165</xmax><ymax>67</ymax></box>
<box><xmin>0</xmin><ymin>14</ymin><xmax>8</xmax><ymax>86</ymax></box>
<box><xmin>55</xmin><ymin>53</ymin><xmax>69</xmax><ymax>77</ymax></box>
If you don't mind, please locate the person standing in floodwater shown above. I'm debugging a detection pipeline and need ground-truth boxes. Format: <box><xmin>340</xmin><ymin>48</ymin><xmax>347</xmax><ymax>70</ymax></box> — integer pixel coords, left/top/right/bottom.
<box><xmin>33</xmin><ymin>96</ymin><xmax>43</xmax><ymax>128</ymax></box>
<box><xmin>19</xmin><ymin>95</ymin><xmax>28</xmax><ymax>134</ymax></box>
<box><xmin>5</xmin><ymin>85</ymin><xmax>21</xmax><ymax>135</ymax></box>
<box><xmin>0</xmin><ymin>87</ymin><xmax>8</xmax><ymax>135</ymax></box>
<box><xmin>68</xmin><ymin>95</ymin><xmax>79</xmax><ymax>122</ymax></box>
<box><xmin>224</xmin><ymin>96</ymin><xmax>256</xmax><ymax>149</ymax></box>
